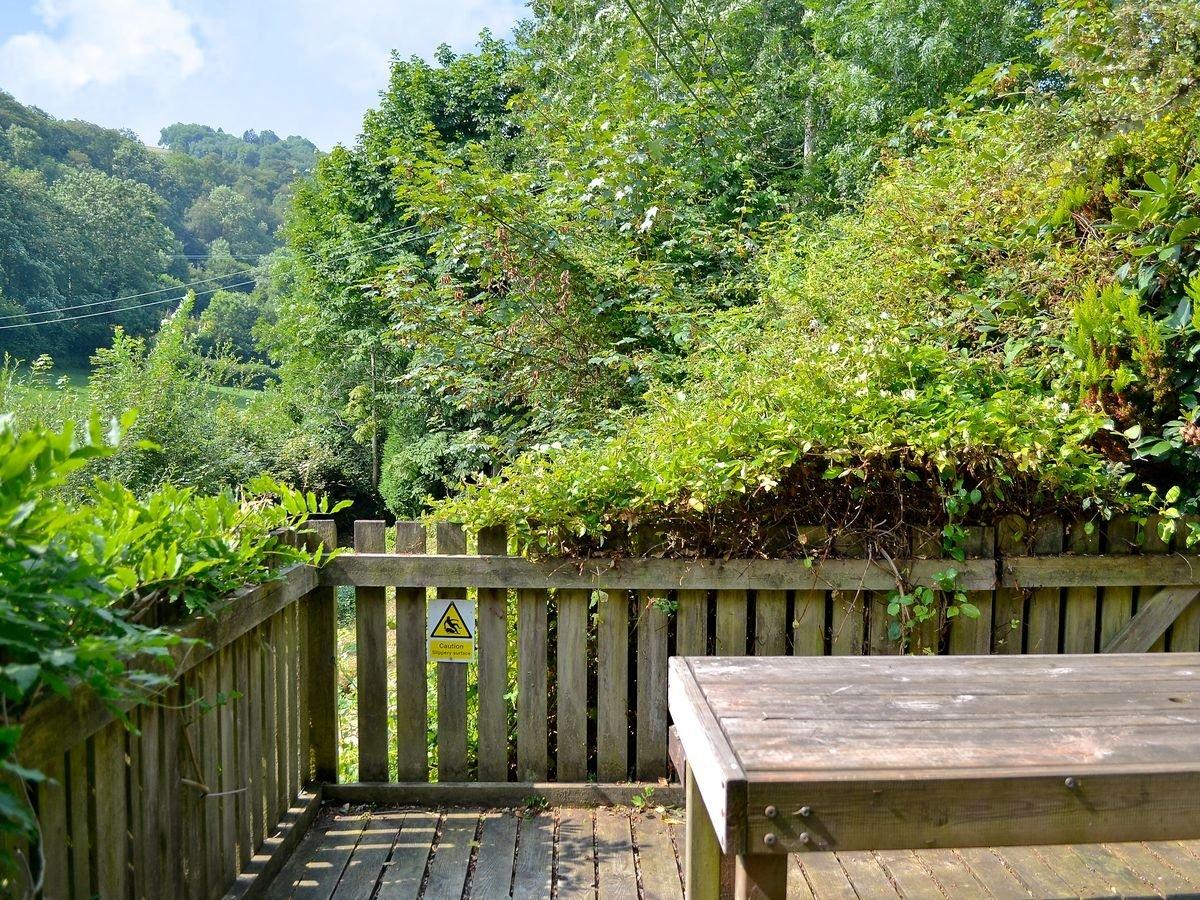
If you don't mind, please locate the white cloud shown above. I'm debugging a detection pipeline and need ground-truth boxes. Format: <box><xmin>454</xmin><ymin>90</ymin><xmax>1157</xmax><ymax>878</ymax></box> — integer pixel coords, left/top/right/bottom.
<box><xmin>0</xmin><ymin>0</ymin><xmax>204</xmax><ymax>99</ymax></box>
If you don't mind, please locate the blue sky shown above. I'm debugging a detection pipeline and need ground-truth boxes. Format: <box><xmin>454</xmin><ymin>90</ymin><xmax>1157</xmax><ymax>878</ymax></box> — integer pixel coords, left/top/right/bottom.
<box><xmin>0</xmin><ymin>0</ymin><xmax>526</xmax><ymax>150</ymax></box>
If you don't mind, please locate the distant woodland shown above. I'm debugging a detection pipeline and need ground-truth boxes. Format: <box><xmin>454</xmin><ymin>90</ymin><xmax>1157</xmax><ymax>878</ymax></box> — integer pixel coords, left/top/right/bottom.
<box><xmin>0</xmin><ymin>90</ymin><xmax>317</xmax><ymax>364</ymax></box>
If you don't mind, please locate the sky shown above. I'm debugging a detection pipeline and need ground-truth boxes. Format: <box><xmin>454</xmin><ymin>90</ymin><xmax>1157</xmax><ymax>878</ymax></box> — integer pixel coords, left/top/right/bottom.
<box><xmin>0</xmin><ymin>0</ymin><xmax>526</xmax><ymax>150</ymax></box>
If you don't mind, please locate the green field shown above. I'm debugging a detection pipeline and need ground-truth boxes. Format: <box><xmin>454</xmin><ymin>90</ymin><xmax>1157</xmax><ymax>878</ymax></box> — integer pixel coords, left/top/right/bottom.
<box><xmin>2</xmin><ymin>363</ymin><xmax>260</xmax><ymax>410</ymax></box>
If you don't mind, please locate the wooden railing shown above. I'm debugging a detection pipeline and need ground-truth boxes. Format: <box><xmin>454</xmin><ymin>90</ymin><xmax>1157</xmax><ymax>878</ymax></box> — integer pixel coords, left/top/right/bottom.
<box><xmin>17</xmin><ymin>513</ymin><xmax>1200</xmax><ymax>897</ymax></box>
<box><xmin>321</xmin><ymin>515</ymin><xmax>1200</xmax><ymax>795</ymax></box>
<box><xmin>18</xmin><ymin>543</ymin><xmax>334</xmax><ymax>900</ymax></box>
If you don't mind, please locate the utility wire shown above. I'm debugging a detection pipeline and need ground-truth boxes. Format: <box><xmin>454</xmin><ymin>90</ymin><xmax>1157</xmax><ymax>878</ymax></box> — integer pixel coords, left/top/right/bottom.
<box><xmin>0</xmin><ymin>222</ymin><xmax>430</xmax><ymax>322</ymax></box>
<box><xmin>0</xmin><ymin>281</ymin><xmax>255</xmax><ymax>330</ymax></box>
<box><xmin>1</xmin><ymin>226</ymin><xmax>445</xmax><ymax>330</ymax></box>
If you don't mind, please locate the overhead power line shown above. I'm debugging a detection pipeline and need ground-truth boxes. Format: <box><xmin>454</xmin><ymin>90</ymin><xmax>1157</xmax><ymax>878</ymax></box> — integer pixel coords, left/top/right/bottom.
<box><xmin>0</xmin><ymin>281</ymin><xmax>255</xmax><ymax>330</ymax></box>
<box><xmin>0</xmin><ymin>225</ymin><xmax>445</xmax><ymax>330</ymax></box>
<box><xmin>0</xmin><ymin>223</ymin><xmax>431</xmax><ymax>323</ymax></box>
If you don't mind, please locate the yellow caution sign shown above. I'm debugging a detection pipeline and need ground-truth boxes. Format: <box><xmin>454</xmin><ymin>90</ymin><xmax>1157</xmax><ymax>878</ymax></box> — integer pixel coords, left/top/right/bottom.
<box><xmin>427</xmin><ymin>599</ymin><xmax>475</xmax><ymax>663</ymax></box>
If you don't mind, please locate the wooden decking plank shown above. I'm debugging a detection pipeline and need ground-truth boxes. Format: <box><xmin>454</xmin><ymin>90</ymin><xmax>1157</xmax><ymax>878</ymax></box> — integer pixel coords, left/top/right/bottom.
<box><xmin>292</xmin><ymin>814</ymin><xmax>367</xmax><ymax>900</ymax></box>
<box><xmin>423</xmin><ymin>810</ymin><xmax>480</xmax><ymax>900</ymax></box>
<box><xmin>953</xmin><ymin>848</ymin><xmax>1031</xmax><ymax>898</ymax></box>
<box><xmin>874</xmin><ymin>849</ymin><xmax>944</xmax><ymax>900</ymax></box>
<box><xmin>470</xmin><ymin>811</ymin><xmax>519</xmax><ymax>898</ymax></box>
<box><xmin>512</xmin><ymin>810</ymin><xmax>554</xmax><ymax>898</ymax></box>
<box><xmin>834</xmin><ymin>850</ymin><xmax>898</xmax><ymax>897</ymax></box>
<box><xmin>330</xmin><ymin>811</ymin><xmax>405</xmax><ymax>899</ymax></box>
<box><xmin>786</xmin><ymin>858</ymin><xmax>818</xmax><ymax>900</ymax></box>
<box><xmin>633</xmin><ymin>813</ymin><xmax>684</xmax><ymax>900</ymax></box>
<box><xmin>376</xmin><ymin>810</ymin><xmax>439</xmax><ymax>898</ymax></box>
<box><xmin>1069</xmin><ymin>844</ymin><xmax>1159</xmax><ymax>897</ymax></box>
<box><xmin>556</xmin><ymin>807</ymin><xmax>596</xmax><ymax>898</ymax></box>
<box><xmin>595</xmin><ymin>808</ymin><xmax>637</xmax><ymax>899</ymax></box>
<box><xmin>913</xmin><ymin>849</ymin><xmax>988</xmax><ymax>897</ymax></box>
<box><xmin>1140</xmin><ymin>841</ymin><xmax>1200</xmax><ymax>889</ymax></box>
<box><xmin>1104</xmin><ymin>842</ymin><xmax>1194</xmax><ymax>897</ymax></box>
<box><xmin>266</xmin><ymin>813</ymin><xmax>366</xmax><ymax>899</ymax></box>
<box><xmin>793</xmin><ymin>853</ymin><xmax>857</xmax><ymax>900</ymax></box>
<box><xmin>1029</xmin><ymin>845</ymin><xmax>1114</xmax><ymax>897</ymax></box>
<box><xmin>993</xmin><ymin>846</ymin><xmax>1076</xmax><ymax>898</ymax></box>
<box><xmin>555</xmin><ymin>810</ymin><xmax>596</xmax><ymax>896</ymax></box>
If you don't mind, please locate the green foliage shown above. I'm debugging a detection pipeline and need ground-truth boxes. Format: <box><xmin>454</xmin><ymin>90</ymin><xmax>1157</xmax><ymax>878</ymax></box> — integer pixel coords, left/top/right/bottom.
<box><xmin>269</xmin><ymin>3</ymin><xmax>1039</xmax><ymax>511</ymax></box>
<box><xmin>441</xmin><ymin>0</ymin><xmax>1200</xmax><ymax>556</ymax></box>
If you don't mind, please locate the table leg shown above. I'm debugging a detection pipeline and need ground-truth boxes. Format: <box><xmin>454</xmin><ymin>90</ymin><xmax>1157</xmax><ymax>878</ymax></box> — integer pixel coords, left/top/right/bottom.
<box><xmin>685</xmin><ymin>763</ymin><xmax>721</xmax><ymax>900</ymax></box>
<box><xmin>735</xmin><ymin>853</ymin><xmax>788</xmax><ymax>900</ymax></box>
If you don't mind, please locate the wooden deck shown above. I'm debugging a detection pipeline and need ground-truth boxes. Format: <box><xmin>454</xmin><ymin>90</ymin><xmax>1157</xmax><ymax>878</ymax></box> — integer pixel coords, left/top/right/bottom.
<box><xmin>265</xmin><ymin>805</ymin><xmax>1200</xmax><ymax>898</ymax></box>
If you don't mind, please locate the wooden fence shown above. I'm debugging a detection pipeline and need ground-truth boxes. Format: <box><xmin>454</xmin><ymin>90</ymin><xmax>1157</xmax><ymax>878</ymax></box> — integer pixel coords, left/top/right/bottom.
<box><xmin>17</xmin><ymin>554</ymin><xmax>332</xmax><ymax>900</ymax></box>
<box><xmin>15</xmin><ymin>513</ymin><xmax>1200</xmax><ymax>898</ymax></box>
<box><xmin>320</xmin><ymin>516</ymin><xmax>1200</xmax><ymax>791</ymax></box>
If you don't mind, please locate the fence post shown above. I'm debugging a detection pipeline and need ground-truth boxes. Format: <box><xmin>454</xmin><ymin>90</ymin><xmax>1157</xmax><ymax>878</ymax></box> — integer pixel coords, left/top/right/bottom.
<box><xmin>307</xmin><ymin>518</ymin><xmax>339</xmax><ymax>784</ymax></box>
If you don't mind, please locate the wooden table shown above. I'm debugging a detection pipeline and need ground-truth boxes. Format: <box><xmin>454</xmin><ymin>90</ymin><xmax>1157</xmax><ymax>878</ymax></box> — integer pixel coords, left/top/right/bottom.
<box><xmin>668</xmin><ymin>654</ymin><xmax>1200</xmax><ymax>900</ymax></box>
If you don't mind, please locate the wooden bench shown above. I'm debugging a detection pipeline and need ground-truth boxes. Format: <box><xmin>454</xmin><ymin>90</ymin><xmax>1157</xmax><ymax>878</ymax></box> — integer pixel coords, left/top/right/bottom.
<box><xmin>667</xmin><ymin>654</ymin><xmax>1200</xmax><ymax>900</ymax></box>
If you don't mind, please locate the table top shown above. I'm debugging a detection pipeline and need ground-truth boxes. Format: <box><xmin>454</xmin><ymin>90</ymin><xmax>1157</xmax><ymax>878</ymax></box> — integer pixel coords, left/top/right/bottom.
<box><xmin>667</xmin><ymin>654</ymin><xmax>1200</xmax><ymax>854</ymax></box>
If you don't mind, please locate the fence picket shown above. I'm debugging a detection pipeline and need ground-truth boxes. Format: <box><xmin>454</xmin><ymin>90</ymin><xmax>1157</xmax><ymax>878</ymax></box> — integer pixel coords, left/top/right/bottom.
<box><xmin>1063</xmin><ymin>522</ymin><xmax>1100</xmax><ymax>652</ymax></box>
<box><xmin>39</xmin><ymin>754</ymin><xmax>69</xmax><ymax>900</ymax></box>
<box><xmin>755</xmin><ymin>590</ymin><xmax>787</xmax><ymax>656</ymax></box>
<box><xmin>137</xmin><ymin>703</ymin><xmax>162</xmax><ymax>898</ymax></box>
<box><xmin>675</xmin><ymin>589</ymin><xmax>708</xmax><ymax>657</ymax></box>
<box><xmin>995</xmin><ymin>516</ymin><xmax>1026</xmax><ymax>653</ymax></box>
<box><xmin>597</xmin><ymin>589</ymin><xmax>629</xmax><ymax>781</ymax></box>
<box><xmin>1142</xmin><ymin>515</ymin><xmax>1171</xmax><ymax>653</ymax></box>
<box><xmin>235</xmin><ymin>637</ymin><xmax>252</xmax><ymax>869</ymax></box>
<box><xmin>518</xmin><ymin>586</ymin><xmax>549</xmax><ymax>781</ymax></box>
<box><xmin>247</xmin><ymin>626</ymin><xmax>265</xmax><ymax>849</ymax></box>
<box><xmin>948</xmin><ymin>526</ymin><xmax>994</xmax><ymax>654</ymax></box>
<box><xmin>218</xmin><ymin>646</ymin><xmax>237</xmax><ymax>883</ymax></box>
<box><xmin>715</xmin><ymin>589</ymin><xmax>747</xmax><ymax>655</ymax></box>
<box><xmin>307</xmin><ymin>519</ymin><xmax>339</xmax><ymax>784</ymax></box>
<box><xmin>394</xmin><ymin>521</ymin><xmax>429</xmax><ymax>781</ymax></box>
<box><xmin>477</xmin><ymin>525</ymin><xmax>510</xmax><ymax>781</ymax></box>
<box><xmin>1102</xmin><ymin>516</ymin><xmax>1139</xmax><ymax>648</ymax></box>
<box><xmin>355</xmin><ymin>520</ymin><xmax>389</xmax><ymax>782</ymax></box>
<box><xmin>201</xmin><ymin>658</ymin><xmax>222</xmax><ymax>898</ymax></box>
<box><xmin>557</xmin><ymin>588</ymin><xmax>589</xmax><ymax>781</ymax></box>
<box><xmin>437</xmin><ymin>522</ymin><xmax>470</xmax><ymax>781</ymax></box>
<box><xmin>160</xmin><ymin>685</ymin><xmax>183</xmax><ymax>900</ymax></box>
<box><xmin>1026</xmin><ymin>517</ymin><xmax>1065</xmax><ymax>653</ymax></box>
<box><xmin>635</xmin><ymin>593</ymin><xmax>669</xmax><ymax>779</ymax></box>
<box><xmin>68</xmin><ymin>740</ymin><xmax>92</xmax><ymax>900</ymax></box>
<box><xmin>93</xmin><ymin>721</ymin><xmax>128</xmax><ymax>900</ymax></box>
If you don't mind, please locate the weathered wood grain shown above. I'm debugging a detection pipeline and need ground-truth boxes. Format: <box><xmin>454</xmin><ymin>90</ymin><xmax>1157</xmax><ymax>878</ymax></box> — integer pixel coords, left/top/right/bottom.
<box><xmin>556</xmin><ymin>587</ymin><xmax>589</xmax><ymax>781</ymax></box>
<box><xmin>597</xmin><ymin>589</ymin><xmax>629</xmax><ymax>782</ymax></box>
<box><xmin>674</xmin><ymin>653</ymin><xmax>1200</xmax><ymax>864</ymax></box>
<box><xmin>435</xmin><ymin>522</ymin><xmax>469</xmax><ymax>782</ymax></box>
<box><xmin>517</xmin><ymin>586</ymin><xmax>549</xmax><ymax>782</ymax></box>
<box><xmin>393</xmin><ymin>521</ymin><xmax>428</xmax><ymax>782</ymax></box>
<box><xmin>636</xmin><ymin>592</ymin><xmax>670</xmax><ymax>779</ymax></box>
<box><xmin>475</xmin><ymin>525</ymin><xmax>509</xmax><ymax>782</ymax></box>
<box><xmin>307</xmin><ymin>519</ymin><xmax>339</xmax><ymax>785</ymax></box>
<box><xmin>354</xmin><ymin>520</ymin><xmax>389</xmax><ymax>782</ymax></box>
<box><xmin>321</xmin><ymin>552</ymin><xmax>998</xmax><ymax>591</ymax></box>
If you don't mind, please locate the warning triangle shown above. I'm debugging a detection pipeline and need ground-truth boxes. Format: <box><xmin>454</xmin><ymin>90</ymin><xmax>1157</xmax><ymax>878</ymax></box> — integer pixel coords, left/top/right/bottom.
<box><xmin>431</xmin><ymin>601</ymin><xmax>472</xmax><ymax>639</ymax></box>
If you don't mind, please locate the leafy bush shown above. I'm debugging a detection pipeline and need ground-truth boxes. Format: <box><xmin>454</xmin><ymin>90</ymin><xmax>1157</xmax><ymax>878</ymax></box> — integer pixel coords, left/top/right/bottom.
<box><xmin>441</xmin><ymin>0</ymin><xmax>1200</xmax><ymax>556</ymax></box>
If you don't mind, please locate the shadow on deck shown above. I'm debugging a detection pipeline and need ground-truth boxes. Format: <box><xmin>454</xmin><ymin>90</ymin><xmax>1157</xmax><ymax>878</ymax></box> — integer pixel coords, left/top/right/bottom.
<box><xmin>264</xmin><ymin>805</ymin><xmax>1200</xmax><ymax>899</ymax></box>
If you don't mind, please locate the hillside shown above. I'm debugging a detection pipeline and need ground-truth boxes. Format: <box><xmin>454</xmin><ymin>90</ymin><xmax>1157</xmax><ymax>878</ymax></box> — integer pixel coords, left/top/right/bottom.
<box><xmin>0</xmin><ymin>91</ymin><xmax>318</xmax><ymax>364</ymax></box>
